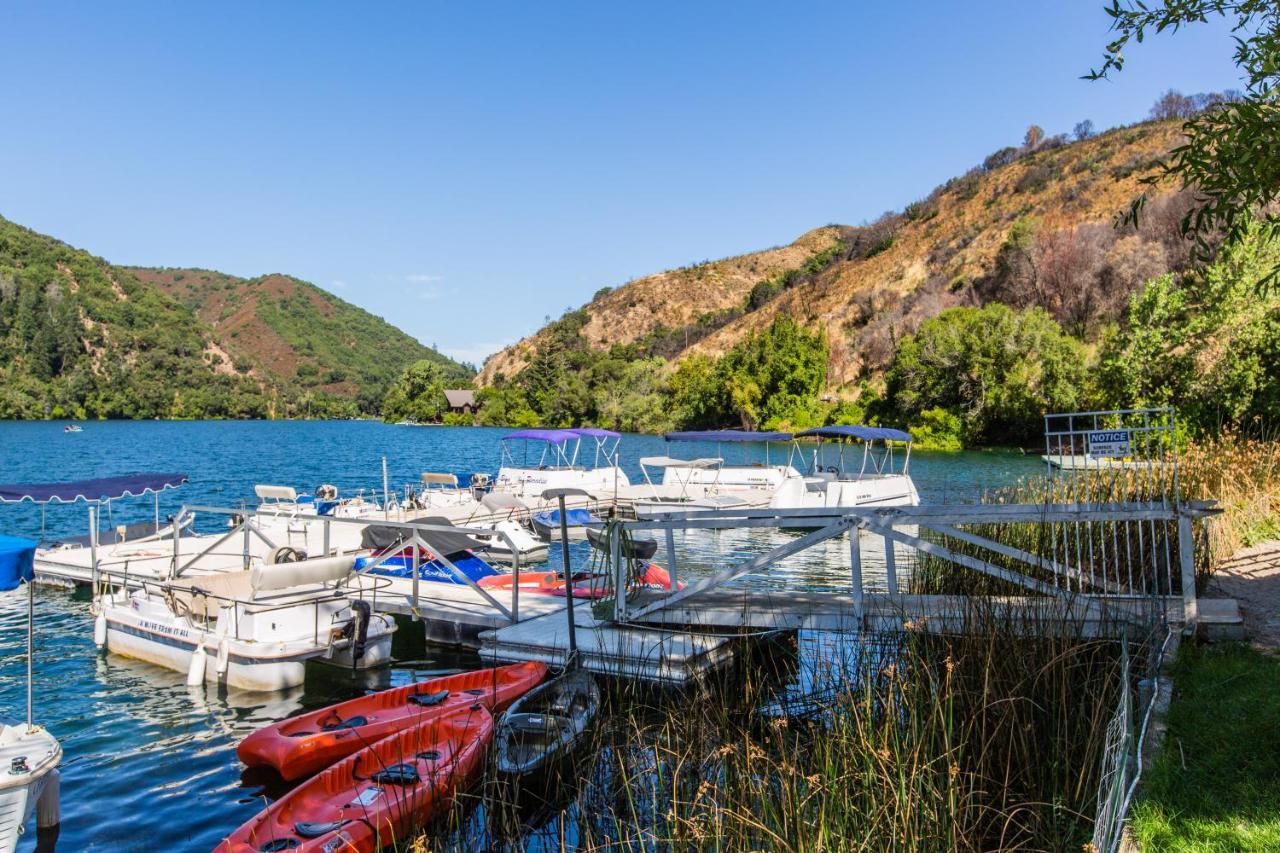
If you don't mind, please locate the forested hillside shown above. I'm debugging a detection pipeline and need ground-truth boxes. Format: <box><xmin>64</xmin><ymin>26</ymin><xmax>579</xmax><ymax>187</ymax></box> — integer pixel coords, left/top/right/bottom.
<box><xmin>132</xmin><ymin>267</ymin><xmax>471</xmax><ymax>414</ymax></box>
<box><xmin>471</xmin><ymin>104</ymin><xmax>1279</xmax><ymax>444</ymax></box>
<box><xmin>0</xmin><ymin>216</ymin><xmax>469</xmax><ymax>419</ymax></box>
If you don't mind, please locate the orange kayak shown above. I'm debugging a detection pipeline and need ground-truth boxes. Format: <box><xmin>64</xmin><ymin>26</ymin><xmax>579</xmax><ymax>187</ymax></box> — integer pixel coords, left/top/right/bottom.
<box><xmin>237</xmin><ymin>661</ymin><xmax>545</xmax><ymax>781</ymax></box>
<box><xmin>216</xmin><ymin>703</ymin><xmax>492</xmax><ymax>853</ymax></box>
<box><xmin>477</xmin><ymin>563</ymin><xmax>683</xmax><ymax>599</ymax></box>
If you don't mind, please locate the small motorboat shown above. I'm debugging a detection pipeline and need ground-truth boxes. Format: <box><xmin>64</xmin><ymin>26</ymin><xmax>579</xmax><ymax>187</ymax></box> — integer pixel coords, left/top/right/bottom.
<box><xmin>237</xmin><ymin>661</ymin><xmax>546</xmax><ymax>780</ymax></box>
<box><xmin>354</xmin><ymin>516</ymin><xmax>508</xmax><ymax>585</ymax></box>
<box><xmin>95</xmin><ymin>555</ymin><xmax>397</xmax><ymax>692</ymax></box>
<box><xmin>216</xmin><ymin>704</ymin><xmax>492</xmax><ymax>853</ymax></box>
<box><xmin>495</xmin><ymin>668</ymin><xmax>600</xmax><ymax>777</ymax></box>
<box><xmin>62</xmin><ymin>424</ymin><xmax>82</xmax><ymax>434</ymax></box>
<box><xmin>530</xmin><ymin>507</ymin><xmax>599</xmax><ymax>541</ymax></box>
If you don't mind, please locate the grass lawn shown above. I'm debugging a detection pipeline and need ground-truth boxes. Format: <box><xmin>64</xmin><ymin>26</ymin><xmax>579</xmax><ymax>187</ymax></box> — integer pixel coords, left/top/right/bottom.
<box><xmin>1130</xmin><ymin>642</ymin><xmax>1280</xmax><ymax>851</ymax></box>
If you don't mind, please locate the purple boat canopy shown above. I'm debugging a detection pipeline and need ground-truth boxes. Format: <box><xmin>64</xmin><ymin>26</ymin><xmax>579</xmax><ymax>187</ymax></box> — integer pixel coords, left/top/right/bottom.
<box><xmin>502</xmin><ymin>429</ymin><xmax>581</xmax><ymax>445</ymax></box>
<box><xmin>796</xmin><ymin>425</ymin><xmax>913</xmax><ymax>443</ymax></box>
<box><xmin>665</xmin><ymin>430</ymin><xmax>793</xmax><ymax>443</ymax></box>
<box><xmin>0</xmin><ymin>472</ymin><xmax>189</xmax><ymax>504</ymax></box>
<box><xmin>570</xmin><ymin>427</ymin><xmax>621</xmax><ymax>440</ymax></box>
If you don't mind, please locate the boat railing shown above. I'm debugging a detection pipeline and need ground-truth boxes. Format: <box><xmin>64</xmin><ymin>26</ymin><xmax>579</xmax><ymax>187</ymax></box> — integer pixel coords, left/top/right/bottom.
<box><xmin>101</xmin><ymin>568</ymin><xmax>396</xmax><ymax>645</ymax></box>
<box><xmin>165</xmin><ymin>505</ymin><xmax>529</xmax><ymax>624</ymax></box>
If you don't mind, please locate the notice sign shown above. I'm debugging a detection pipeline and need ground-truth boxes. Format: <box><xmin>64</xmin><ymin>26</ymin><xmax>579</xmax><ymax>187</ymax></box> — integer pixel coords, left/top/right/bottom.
<box><xmin>1087</xmin><ymin>430</ymin><xmax>1131</xmax><ymax>458</ymax></box>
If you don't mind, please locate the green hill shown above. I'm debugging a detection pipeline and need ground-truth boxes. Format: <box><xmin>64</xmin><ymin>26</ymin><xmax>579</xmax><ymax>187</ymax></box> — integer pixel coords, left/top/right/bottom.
<box><xmin>0</xmin><ymin>214</ymin><xmax>470</xmax><ymax>419</ymax></box>
<box><xmin>130</xmin><ymin>267</ymin><xmax>471</xmax><ymax>413</ymax></box>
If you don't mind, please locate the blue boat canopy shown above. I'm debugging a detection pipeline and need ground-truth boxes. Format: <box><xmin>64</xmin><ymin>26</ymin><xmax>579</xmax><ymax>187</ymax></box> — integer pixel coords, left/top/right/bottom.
<box><xmin>570</xmin><ymin>427</ymin><xmax>621</xmax><ymax>439</ymax></box>
<box><xmin>0</xmin><ymin>534</ymin><xmax>36</xmax><ymax>592</ymax></box>
<box><xmin>502</xmin><ymin>429</ymin><xmax>580</xmax><ymax>445</ymax></box>
<box><xmin>796</xmin><ymin>425</ymin><xmax>913</xmax><ymax>443</ymax></box>
<box><xmin>665</xmin><ymin>430</ymin><xmax>794</xmax><ymax>442</ymax></box>
<box><xmin>0</xmin><ymin>472</ymin><xmax>189</xmax><ymax>504</ymax></box>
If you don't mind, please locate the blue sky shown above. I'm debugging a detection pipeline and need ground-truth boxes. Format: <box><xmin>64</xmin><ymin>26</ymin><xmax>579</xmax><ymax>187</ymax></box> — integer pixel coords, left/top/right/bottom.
<box><xmin>0</xmin><ymin>2</ymin><xmax>1243</xmax><ymax>366</ymax></box>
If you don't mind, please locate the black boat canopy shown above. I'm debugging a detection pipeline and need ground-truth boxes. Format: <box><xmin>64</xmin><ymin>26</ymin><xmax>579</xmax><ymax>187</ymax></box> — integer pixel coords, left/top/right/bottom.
<box><xmin>0</xmin><ymin>472</ymin><xmax>189</xmax><ymax>504</ymax></box>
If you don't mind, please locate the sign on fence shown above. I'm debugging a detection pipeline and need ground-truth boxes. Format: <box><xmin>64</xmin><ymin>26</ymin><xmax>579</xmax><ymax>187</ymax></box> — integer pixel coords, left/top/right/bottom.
<box><xmin>1087</xmin><ymin>430</ymin><xmax>1131</xmax><ymax>458</ymax></box>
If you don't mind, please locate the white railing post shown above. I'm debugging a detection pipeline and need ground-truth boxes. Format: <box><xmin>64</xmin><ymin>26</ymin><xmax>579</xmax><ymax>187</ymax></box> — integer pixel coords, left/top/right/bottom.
<box><xmin>411</xmin><ymin>534</ymin><xmax>421</xmax><ymax>623</ymax></box>
<box><xmin>611</xmin><ymin>529</ymin><xmax>625</xmax><ymax>622</ymax></box>
<box><xmin>1178</xmin><ymin>514</ymin><xmax>1197</xmax><ymax>626</ymax></box>
<box><xmin>323</xmin><ymin>518</ymin><xmax>330</xmax><ymax>557</ymax></box>
<box><xmin>664</xmin><ymin>527</ymin><xmax>678</xmax><ymax>591</ymax></box>
<box><xmin>883</xmin><ymin>528</ymin><xmax>897</xmax><ymax>596</ymax></box>
<box><xmin>88</xmin><ymin>505</ymin><xmax>99</xmax><ymax>589</ymax></box>
<box><xmin>849</xmin><ymin>525</ymin><xmax>864</xmax><ymax>623</ymax></box>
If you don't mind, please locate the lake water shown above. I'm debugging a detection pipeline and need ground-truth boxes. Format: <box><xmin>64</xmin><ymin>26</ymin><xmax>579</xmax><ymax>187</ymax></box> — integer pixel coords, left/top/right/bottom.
<box><xmin>0</xmin><ymin>421</ymin><xmax>1043</xmax><ymax>851</ymax></box>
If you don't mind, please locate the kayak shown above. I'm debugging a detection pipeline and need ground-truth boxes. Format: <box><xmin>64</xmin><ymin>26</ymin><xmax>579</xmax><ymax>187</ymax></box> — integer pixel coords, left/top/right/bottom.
<box><xmin>216</xmin><ymin>704</ymin><xmax>492</xmax><ymax>853</ymax></box>
<box><xmin>477</xmin><ymin>564</ymin><xmax>683</xmax><ymax>600</ymax></box>
<box><xmin>237</xmin><ymin>661</ymin><xmax>545</xmax><ymax>781</ymax></box>
<box><xmin>496</xmin><ymin>668</ymin><xmax>600</xmax><ymax>777</ymax></box>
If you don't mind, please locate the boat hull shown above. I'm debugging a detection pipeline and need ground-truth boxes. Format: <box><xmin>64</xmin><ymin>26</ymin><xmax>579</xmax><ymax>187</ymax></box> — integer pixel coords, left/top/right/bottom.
<box><xmin>0</xmin><ymin>724</ymin><xmax>61</xmax><ymax>853</ymax></box>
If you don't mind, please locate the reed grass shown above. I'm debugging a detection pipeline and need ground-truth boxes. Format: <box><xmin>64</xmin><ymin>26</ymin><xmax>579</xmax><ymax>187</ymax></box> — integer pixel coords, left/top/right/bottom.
<box><xmin>403</xmin><ymin>616</ymin><xmax>1133</xmax><ymax>851</ymax></box>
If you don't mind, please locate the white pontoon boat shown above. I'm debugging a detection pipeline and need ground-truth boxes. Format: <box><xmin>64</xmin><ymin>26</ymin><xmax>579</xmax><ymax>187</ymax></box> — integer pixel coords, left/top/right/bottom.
<box><xmin>492</xmin><ymin>428</ymin><xmax>630</xmax><ymax>504</ymax></box>
<box><xmin>770</xmin><ymin>426</ymin><xmax>919</xmax><ymax>509</ymax></box>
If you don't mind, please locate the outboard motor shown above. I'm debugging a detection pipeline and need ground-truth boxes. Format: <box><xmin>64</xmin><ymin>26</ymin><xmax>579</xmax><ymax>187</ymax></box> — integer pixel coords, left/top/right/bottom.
<box><xmin>340</xmin><ymin>600</ymin><xmax>372</xmax><ymax>671</ymax></box>
<box><xmin>469</xmin><ymin>472</ymin><xmax>492</xmax><ymax>501</ymax></box>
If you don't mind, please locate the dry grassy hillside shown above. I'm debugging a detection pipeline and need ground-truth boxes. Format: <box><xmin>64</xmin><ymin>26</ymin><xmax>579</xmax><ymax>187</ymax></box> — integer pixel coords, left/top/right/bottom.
<box><xmin>481</xmin><ymin>119</ymin><xmax>1186</xmax><ymax>389</ymax></box>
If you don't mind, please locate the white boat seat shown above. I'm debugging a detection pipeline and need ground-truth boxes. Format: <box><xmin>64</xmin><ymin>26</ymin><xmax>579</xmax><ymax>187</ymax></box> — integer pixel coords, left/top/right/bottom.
<box><xmin>169</xmin><ymin>571</ymin><xmax>256</xmax><ymax>619</ymax></box>
<box><xmin>255</xmin><ymin>484</ymin><xmax>298</xmax><ymax>501</ymax></box>
<box><xmin>251</xmin><ymin>555</ymin><xmax>356</xmax><ymax>593</ymax></box>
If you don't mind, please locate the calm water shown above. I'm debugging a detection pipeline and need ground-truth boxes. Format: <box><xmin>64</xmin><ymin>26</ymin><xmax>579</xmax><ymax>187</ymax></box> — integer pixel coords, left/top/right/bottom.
<box><xmin>0</xmin><ymin>421</ymin><xmax>1042</xmax><ymax>851</ymax></box>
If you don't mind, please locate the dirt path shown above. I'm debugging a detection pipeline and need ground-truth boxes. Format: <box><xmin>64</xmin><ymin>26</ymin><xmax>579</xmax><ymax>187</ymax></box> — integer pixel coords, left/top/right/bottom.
<box><xmin>1206</xmin><ymin>540</ymin><xmax>1280</xmax><ymax>650</ymax></box>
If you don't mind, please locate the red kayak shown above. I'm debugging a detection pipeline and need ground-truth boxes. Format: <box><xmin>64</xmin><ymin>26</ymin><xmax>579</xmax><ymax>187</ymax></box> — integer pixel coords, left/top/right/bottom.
<box><xmin>237</xmin><ymin>661</ymin><xmax>545</xmax><ymax>781</ymax></box>
<box><xmin>217</xmin><ymin>703</ymin><xmax>492</xmax><ymax>853</ymax></box>
<box><xmin>477</xmin><ymin>563</ymin><xmax>684</xmax><ymax>599</ymax></box>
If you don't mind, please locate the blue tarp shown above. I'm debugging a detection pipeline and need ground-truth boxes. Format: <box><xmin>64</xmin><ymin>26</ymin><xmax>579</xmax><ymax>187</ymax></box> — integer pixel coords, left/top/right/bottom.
<box><xmin>796</xmin><ymin>426</ymin><xmax>913</xmax><ymax>443</ymax></box>
<box><xmin>503</xmin><ymin>429</ymin><xmax>581</xmax><ymax>445</ymax></box>
<box><xmin>0</xmin><ymin>534</ymin><xmax>36</xmax><ymax>592</ymax></box>
<box><xmin>0</xmin><ymin>472</ymin><xmax>189</xmax><ymax>504</ymax></box>
<box><xmin>665</xmin><ymin>430</ymin><xmax>794</xmax><ymax>442</ymax></box>
<box><xmin>354</xmin><ymin>552</ymin><xmax>503</xmax><ymax>585</ymax></box>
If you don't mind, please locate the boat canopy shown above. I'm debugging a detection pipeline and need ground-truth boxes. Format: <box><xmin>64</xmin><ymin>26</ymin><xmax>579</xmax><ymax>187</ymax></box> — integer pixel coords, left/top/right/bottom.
<box><xmin>0</xmin><ymin>472</ymin><xmax>189</xmax><ymax>504</ymax></box>
<box><xmin>796</xmin><ymin>426</ymin><xmax>913</xmax><ymax>443</ymax></box>
<box><xmin>0</xmin><ymin>534</ymin><xmax>36</xmax><ymax>591</ymax></box>
<box><xmin>503</xmin><ymin>429</ymin><xmax>580</xmax><ymax>445</ymax></box>
<box><xmin>639</xmin><ymin>456</ymin><xmax>722</xmax><ymax>469</ymax></box>
<box><xmin>664</xmin><ymin>430</ymin><xmax>793</xmax><ymax>442</ymax></box>
<box><xmin>570</xmin><ymin>427</ymin><xmax>620</xmax><ymax>439</ymax></box>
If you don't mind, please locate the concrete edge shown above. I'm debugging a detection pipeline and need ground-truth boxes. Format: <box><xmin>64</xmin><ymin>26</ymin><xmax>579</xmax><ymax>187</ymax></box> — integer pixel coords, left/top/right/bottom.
<box><xmin>1118</xmin><ymin>629</ymin><xmax>1181</xmax><ymax>852</ymax></box>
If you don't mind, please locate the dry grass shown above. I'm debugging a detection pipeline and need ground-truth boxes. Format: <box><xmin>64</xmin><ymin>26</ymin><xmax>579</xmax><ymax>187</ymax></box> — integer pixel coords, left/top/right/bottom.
<box><xmin>1178</xmin><ymin>432</ymin><xmax>1280</xmax><ymax>561</ymax></box>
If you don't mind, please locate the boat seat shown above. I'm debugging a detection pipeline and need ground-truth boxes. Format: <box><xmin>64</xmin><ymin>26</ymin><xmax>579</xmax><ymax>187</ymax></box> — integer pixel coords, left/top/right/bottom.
<box><xmin>507</xmin><ymin>713</ymin><xmax>568</xmax><ymax>732</ymax></box>
<box><xmin>370</xmin><ymin>763</ymin><xmax>419</xmax><ymax>785</ymax></box>
<box><xmin>295</xmin><ymin>820</ymin><xmax>348</xmax><ymax>838</ymax></box>
<box><xmin>168</xmin><ymin>571</ymin><xmax>256</xmax><ymax>619</ymax></box>
<box><xmin>407</xmin><ymin>690</ymin><xmax>449</xmax><ymax>707</ymax></box>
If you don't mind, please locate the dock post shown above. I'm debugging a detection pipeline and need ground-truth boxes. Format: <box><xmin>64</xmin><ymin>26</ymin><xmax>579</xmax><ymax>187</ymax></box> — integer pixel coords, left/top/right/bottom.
<box><xmin>883</xmin><ymin>529</ymin><xmax>897</xmax><ymax>596</ymax></box>
<box><xmin>242</xmin><ymin>519</ymin><xmax>250</xmax><ymax>570</ymax></box>
<box><xmin>171</xmin><ymin>515</ymin><xmax>180</xmax><ymax>577</ymax></box>
<box><xmin>611</xmin><ymin>526</ymin><xmax>625</xmax><ymax>622</ymax></box>
<box><xmin>665</xmin><ymin>527</ymin><xmax>678</xmax><ymax>591</ymax></box>
<box><xmin>1178</xmin><ymin>514</ymin><xmax>1198</xmax><ymax>626</ymax></box>
<box><xmin>411</xmin><ymin>534</ymin><xmax>420</xmax><ymax>623</ymax></box>
<box><xmin>88</xmin><ymin>505</ymin><xmax>98</xmax><ymax>589</ymax></box>
<box><xmin>849</xmin><ymin>526</ymin><xmax>864</xmax><ymax>626</ymax></box>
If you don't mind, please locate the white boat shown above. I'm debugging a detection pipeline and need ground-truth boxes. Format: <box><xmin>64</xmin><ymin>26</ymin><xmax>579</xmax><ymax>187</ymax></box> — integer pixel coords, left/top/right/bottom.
<box><xmin>770</xmin><ymin>426</ymin><xmax>919</xmax><ymax>509</ymax></box>
<box><xmin>492</xmin><ymin>428</ymin><xmax>630</xmax><ymax>504</ymax></box>
<box><xmin>0</xmin><ymin>534</ymin><xmax>61</xmax><ymax>853</ymax></box>
<box><xmin>625</xmin><ymin>430</ymin><xmax>805</xmax><ymax>517</ymax></box>
<box><xmin>95</xmin><ymin>554</ymin><xmax>396</xmax><ymax>692</ymax></box>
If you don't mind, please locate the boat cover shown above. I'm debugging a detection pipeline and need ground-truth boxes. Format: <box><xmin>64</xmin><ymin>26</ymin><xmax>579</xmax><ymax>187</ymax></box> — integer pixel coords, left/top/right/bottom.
<box><xmin>503</xmin><ymin>429</ymin><xmax>580</xmax><ymax>444</ymax></box>
<box><xmin>359</xmin><ymin>516</ymin><xmax>487</xmax><ymax>557</ymax></box>
<box><xmin>664</xmin><ymin>430</ymin><xmax>793</xmax><ymax>442</ymax></box>
<box><xmin>0</xmin><ymin>472</ymin><xmax>189</xmax><ymax>504</ymax></box>
<box><xmin>0</xmin><ymin>534</ymin><xmax>36</xmax><ymax>591</ymax></box>
<box><xmin>796</xmin><ymin>425</ymin><xmax>913</xmax><ymax>442</ymax></box>
<box><xmin>354</xmin><ymin>551</ymin><xmax>503</xmax><ymax>584</ymax></box>
<box><xmin>570</xmin><ymin>427</ymin><xmax>620</xmax><ymax>439</ymax></box>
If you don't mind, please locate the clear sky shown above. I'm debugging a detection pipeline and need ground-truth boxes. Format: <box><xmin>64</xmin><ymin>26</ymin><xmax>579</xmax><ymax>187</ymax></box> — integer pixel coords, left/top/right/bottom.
<box><xmin>0</xmin><ymin>2</ymin><xmax>1244</xmax><ymax>367</ymax></box>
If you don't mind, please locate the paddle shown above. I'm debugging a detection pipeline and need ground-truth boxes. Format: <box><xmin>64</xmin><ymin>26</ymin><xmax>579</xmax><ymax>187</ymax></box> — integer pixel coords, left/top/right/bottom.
<box><xmin>540</xmin><ymin>487</ymin><xmax>593</xmax><ymax>668</ymax></box>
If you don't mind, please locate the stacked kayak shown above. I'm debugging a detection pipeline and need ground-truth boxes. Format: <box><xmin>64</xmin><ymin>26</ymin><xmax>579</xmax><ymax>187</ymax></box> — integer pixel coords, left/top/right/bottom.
<box><xmin>476</xmin><ymin>564</ymin><xmax>681</xmax><ymax>600</ymax></box>
<box><xmin>238</xmin><ymin>662</ymin><xmax>546</xmax><ymax>780</ymax></box>
<box><xmin>217</xmin><ymin>705</ymin><xmax>492</xmax><ymax>852</ymax></box>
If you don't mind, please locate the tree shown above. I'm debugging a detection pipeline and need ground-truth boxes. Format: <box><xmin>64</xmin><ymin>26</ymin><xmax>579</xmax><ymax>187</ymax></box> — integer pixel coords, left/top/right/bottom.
<box><xmin>1148</xmin><ymin>89</ymin><xmax>1197</xmax><ymax>120</ymax></box>
<box><xmin>381</xmin><ymin>359</ymin><xmax>447</xmax><ymax>422</ymax></box>
<box><xmin>1023</xmin><ymin>124</ymin><xmax>1045</xmax><ymax>149</ymax></box>
<box><xmin>1073</xmin><ymin>119</ymin><xmax>1096</xmax><ymax>141</ymax></box>
<box><xmin>885</xmin><ymin>305</ymin><xmax>1086</xmax><ymax>446</ymax></box>
<box><xmin>1088</xmin><ymin>2</ymin><xmax>1280</xmax><ymax>270</ymax></box>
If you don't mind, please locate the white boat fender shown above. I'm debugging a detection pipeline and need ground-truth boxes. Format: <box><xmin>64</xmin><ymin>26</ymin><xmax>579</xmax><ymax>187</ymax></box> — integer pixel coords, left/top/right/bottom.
<box><xmin>216</xmin><ymin>638</ymin><xmax>231</xmax><ymax>677</ymax></box>
<box><xmin>36</xmin><ymin>768</ymin><xmax>60</xmax><ymax>829</ymax></box>
<box><xmin>93</xmin><ymin>612</ymin><xmax>107</xmax><ymax>648</ymax></box>
<box><xmin>186</xmin><ymin>644</ymin><xmax>207</xmax><ymax>686</ymax></box>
